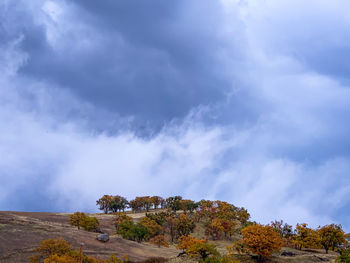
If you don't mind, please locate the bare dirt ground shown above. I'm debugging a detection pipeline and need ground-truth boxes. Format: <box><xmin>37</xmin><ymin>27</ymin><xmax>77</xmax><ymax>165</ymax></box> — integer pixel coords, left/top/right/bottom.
<box><xmin>0</xmin><ymin>211</ymin><xmax>179</xmax><ymax>263</ymax></box>
<box><xmin>0</xmin><ymin>211</ymin><xmax>339</xmax><ymax>263</ymax></box>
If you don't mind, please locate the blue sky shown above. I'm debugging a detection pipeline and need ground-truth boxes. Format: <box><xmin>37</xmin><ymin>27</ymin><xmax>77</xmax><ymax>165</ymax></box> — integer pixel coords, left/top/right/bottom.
<box><xmin>1</xmin><ymin>0</ymin><xmax>350</xmax><ymax>229</ymax></box>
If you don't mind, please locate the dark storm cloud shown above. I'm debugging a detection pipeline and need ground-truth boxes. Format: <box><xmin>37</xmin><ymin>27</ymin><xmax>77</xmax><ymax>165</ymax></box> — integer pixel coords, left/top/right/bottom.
<box><xmin>16</xmin><ymin>0</ymin><xmax>234</xmax><ymax>128</ymax></box>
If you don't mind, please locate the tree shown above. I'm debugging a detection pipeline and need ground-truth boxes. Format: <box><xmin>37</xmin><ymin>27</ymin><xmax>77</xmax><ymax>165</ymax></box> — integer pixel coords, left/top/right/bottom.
<box><xmin>115</xmin><ymin>213</ymin><xmax>133</xmax><ymax>232</ymax></box>
<box><xmin>205</xmin><ymin>219</ymin><xmax>225</xmax><ymax>240</ymax></box>
<box><xmin>117</xmin><ymin>220</ymin><xmax>150</xmax><ymax>243</ymax></box>
<box><xmin>221</xmin><ymin>220</ymin><xmax>237</xmax><ymax>239</ymax></box>
<box><xmin>242</xmin><ymin>224</ymin><xmax>283</xmax><ymax>262</ymax></box>
<box><xmin>293</xmin><ymin>223</ymin><xmax>320</xmax><ymax>250</ymax></box>
<box><xmin>166</xmin><ymin>196</ymin><xmax>183</xmax><ymax>213</ymax></box>
<box><xmin>176</xmin><ymin>236</ymin><xmax>206</xmax><ymax>252</ymax></box>
<box><xmin>180</xmin><ymin>200</ymin><xmax>198</xmax><ymax>213</ymax></box>
<box><xmin>176</xmin><ymin>214</ymin><xmax>195</xmax><ymax>237</ymax></box>
<box><xmin>165</xmin><ymin>215</ymin><xmax>177</xmax><ymax>243</ymax></box>
<box><xmin>110</xmin><ymin>195</ymin><xmax>129</xmax><ymax>212</ymax></box>
<box><xmin>133</xmin><ymin>223</ymin><xmax>150</xmax><ymax>242</ymax></box>
<box><xmin>318</xmin><ymin>224</ymin><xmax>346</xmax><ymax>253</ymax></box>
<box><xmin>146</xmin><ymin>212</ymin><xmax>170</xmax><ymax>226</ymax></box>
<box><xmin>149</xmin><ymin>235</ymin><xmax>169</xmax><ymax>248</ymax></box>
<box><xmin>69</xmin><ymin>212</ymin><xmax>86</xmax><ymax>230</ymax></box>
<box><xmin>140</xmin><ymin>217</ymin><xmax>162</xmax><ymax>237</ymax></box>
<box><xmin>186</xmin><ymin>243</ymin><xmax>219</xmax><ymax>260</ymax></box>
<box><xmin>151</xmin><ymin>196</ymin><xmax>164</xmax><ymax>210</ymax></box>
<box><xmin>96</xmin><ymin>195</ymin><xmax>114</xmax><ymax>214</ymax></box>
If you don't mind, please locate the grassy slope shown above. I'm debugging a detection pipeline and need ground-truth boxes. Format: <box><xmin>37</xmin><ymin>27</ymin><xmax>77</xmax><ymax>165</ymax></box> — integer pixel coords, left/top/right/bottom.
<box><xmin>0</xmin><ymin>211</ymin><xmax>338</xmax><ymax>263</ymax></box>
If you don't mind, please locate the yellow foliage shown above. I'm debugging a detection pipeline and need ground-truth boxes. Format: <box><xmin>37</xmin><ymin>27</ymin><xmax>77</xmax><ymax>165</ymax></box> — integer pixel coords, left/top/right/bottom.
<box><xmin>242</xmin><ymin>224</ymin><xmax>283</xmax><ymax>260</ymax></box>
<box><xmin>140</xmin><ymin>216</ymin><xmax>162</xmax><ymax>237</ymax></box>
<box><xmin>43</xmin><ymin>254</ymin><xmax>77</xmax><ymax>263</ymax></box>
<box><xmin>176</xmin><ymin>235</ymin><xmax>206</xmax><ymax>251</ymax></box>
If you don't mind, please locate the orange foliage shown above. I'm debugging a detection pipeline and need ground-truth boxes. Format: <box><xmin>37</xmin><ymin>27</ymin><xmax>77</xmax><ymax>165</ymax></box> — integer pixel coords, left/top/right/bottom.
<box><xmin>176</xmin><ymin>235</ymin><xmax>206</xmax><ymax>252</ymax></box>
<box><xmin>242</xmin><ymin>224</ymin><xmax>283</xmax><ymax>261</ymax></box>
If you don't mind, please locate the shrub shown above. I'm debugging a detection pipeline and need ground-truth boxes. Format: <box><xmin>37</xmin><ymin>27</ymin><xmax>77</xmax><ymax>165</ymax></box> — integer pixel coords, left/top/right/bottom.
<box><xmin>81</xmin><ymin>216</ymin><xmax>99</xmax><ymax>231</ymax></box>
<box><xmin>338</xmin><ymin>248</ymin><xmax>350</xmax><ymax>262</ymax></box>
<box><xmin>117</xmin><ymin>221</ymin><xmax>150</xmax><ymax>242</ymax></box>
<box><xmin>69</xmin><ymin>212</ymin><xmax>99</xmax><ymax>232</ymax></box>
<box><xmin>176</xmin><ymin>235</ymin><xmax>206</xmax><ymax>252</ymax></box>
<box><xmin>186</xmin><ymin>243</ymin><xmax>219</xmax><ymax>260</ymax></box>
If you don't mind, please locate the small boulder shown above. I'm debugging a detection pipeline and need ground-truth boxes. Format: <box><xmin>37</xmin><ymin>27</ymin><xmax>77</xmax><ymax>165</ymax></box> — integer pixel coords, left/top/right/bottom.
<box><xmin>97</xmin><ymin>233</ymin><xmax>109</xmax><ymax>242</ymax></box>
<box><xmin>281</xmin><ymin>251</ymin><xmax>296</xmax><ymax>257</ymax></box>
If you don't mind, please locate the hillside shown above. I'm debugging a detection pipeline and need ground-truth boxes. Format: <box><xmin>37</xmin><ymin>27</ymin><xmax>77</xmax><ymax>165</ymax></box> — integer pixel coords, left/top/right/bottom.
<box><xmin>0</xmin><ymin>211</ymin><xmax>338</xmax><ymax>263</ymax></box>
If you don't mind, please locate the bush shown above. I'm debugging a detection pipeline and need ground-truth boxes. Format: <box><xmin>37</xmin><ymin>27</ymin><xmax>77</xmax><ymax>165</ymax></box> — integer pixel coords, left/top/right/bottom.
<box><xmin>337</xmin><ymin>248</ymin><xmax>350</xmax><ymax>262</ymax></box>
<box><xmin>69</xmin><ymin>212</ymin><xmax>99</xmax><ymax>232</ymax></box>
<box><xmin>117</xmin><ymin>221</ymin><xmax>150</xmax><ymax>242</ymax></box>
<box><xmin>81</xmin><ymin>216</ymin><xmax>99</xmax><ymax>231</ymax></box>
<box><xmin>186</xmin><ymin>243</ymin><xmax>219</xmax><ymax>260</ymax></box>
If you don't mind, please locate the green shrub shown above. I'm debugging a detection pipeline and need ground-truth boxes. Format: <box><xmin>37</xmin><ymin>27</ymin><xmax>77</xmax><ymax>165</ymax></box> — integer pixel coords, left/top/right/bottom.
<box><xmin>81</xmin><ymin>216</ymin><xmax>99</xmax><ymax>231</ymax></box>
<box><xmin>117</xmin><ymin>221</ymin><xmax>150</xmax><ymax>242</ymax></box>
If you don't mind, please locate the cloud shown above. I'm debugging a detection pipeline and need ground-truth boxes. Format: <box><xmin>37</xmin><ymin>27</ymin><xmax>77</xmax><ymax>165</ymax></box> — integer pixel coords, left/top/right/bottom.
<box><xmin>1</xmin><ymin>0</ymin><xmax>350</xmax><ymax>230</ymax></box>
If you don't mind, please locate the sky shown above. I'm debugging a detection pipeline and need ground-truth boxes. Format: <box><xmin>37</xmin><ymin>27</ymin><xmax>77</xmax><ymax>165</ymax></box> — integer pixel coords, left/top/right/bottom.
<box><xmin>1</xmin><ymin>0</ymin><xmax>350</xmax><ymax>229</ymax></box>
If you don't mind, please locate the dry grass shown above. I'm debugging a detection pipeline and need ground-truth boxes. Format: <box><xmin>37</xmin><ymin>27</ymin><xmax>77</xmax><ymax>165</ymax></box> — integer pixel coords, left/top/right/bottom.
<box><xmin>0</xmin><ymin>211</ymin><xmax>339</xmax><ymax>263</ymax></box>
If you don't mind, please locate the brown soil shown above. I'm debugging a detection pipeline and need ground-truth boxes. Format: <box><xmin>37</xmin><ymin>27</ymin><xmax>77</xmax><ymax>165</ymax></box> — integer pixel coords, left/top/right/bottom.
<box><xmin>0</xmin><ymin>211</ymin><xmax>178</xmax><ymax>263</ymax></box>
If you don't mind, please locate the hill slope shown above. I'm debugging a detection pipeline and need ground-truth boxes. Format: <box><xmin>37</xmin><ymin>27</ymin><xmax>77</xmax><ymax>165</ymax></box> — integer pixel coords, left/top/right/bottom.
<box><xmin>0</xmin><ymin>211</ymin><xmax>339</xmax><ymax>263</ymax></box>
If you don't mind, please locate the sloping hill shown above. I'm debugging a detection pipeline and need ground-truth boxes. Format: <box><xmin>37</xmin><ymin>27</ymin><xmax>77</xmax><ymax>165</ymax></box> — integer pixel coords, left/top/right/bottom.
<box><xmin>0</xmin><ymin>211</ymin><xmax>339</xmax><ymax>263</ymax></box>
<box><xmin>0</xmin><ymin>211</ymin><xmax>178</xmax><ymax>263</ymax></box>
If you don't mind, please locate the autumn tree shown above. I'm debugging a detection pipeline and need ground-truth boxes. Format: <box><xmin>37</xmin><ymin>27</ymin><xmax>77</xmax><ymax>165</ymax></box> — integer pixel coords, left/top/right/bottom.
<box><xmin>165</xmin><ymin>215</ymin><xmax>177</xmax><ymax>243</ymax></box>
<box><xmin>293</xmin><ymin>223</ymin><xmax>320</xmax><ymax>250</ymax></box>
<box><xmin>140</xmin><ymin>217</ymin><xmax>162</xmax><ymax>237</ymax></box>
<box><xmin>176</xmin><ymin>236</ymin><xmax>206</xmax><ymax>252</ymax></box>
<box><xmin>205</xmin><ymin>219</ymin><xmax>225</xmax><ymax>240</ymax></box>
<box><xmin>151</xmin><ymin>196</ymin><xmax>164</xmax><ymax>210</ymax></box>
<box><xmin>197</xmin><ymin>200</ymin><xmax>215</xmax><ymax>220</ymax></box>
<box><xmin>180</xmin><ymin>199</ymin><xmax>198</xmax><ymax>213</ymax></box>
<box><xmin>318</xmin><ymin>224</ymin><xmax>346</xmax><ymax>253</ymax></box>
<box><xmin>149</xmin><ymin>235</ymin><xmax>170</xmax><ymax>248</ymax></box>
<box><xmin>166</xmin><ymin>196</ymin><xmax>183</xmax><ymax>213</ymax></box>
<box><xmin>96</xmin><ymin>195</ymin><xmax>114</xmax><ymax>214</ymax></box>
<box><xmin>69</xmin><ymin>212</ymin><xmax>86</xmax><ymax>230</ymax></box>
<box><xmin>146</xmin><ymin>212</ymin><xmax>170</xmax><ymax>227</ymax></box>
<box><xmin>242</xmin><ymin>224</ymin><xmax>283</xmax><ymax>262</ymax></box>
<box><xmin>129</xmin><ymin>198</ymin><xmax>143</xmax><ymax>212</ymax></box>
<box><xmin>175</xmin><ymin>213</ymin><xmax>195</xmax><ymax>237</ymax></box>
<box><xmin>270</xmin><ymin>220</ymin><xmax>293</xmax><ymax>246</ymax></box>
<box><xmin>110</xmin><ymin>195</ymin><xmax>129</xmax><ymax>212</ymax></box>
<box><xmin>221</xmin><ymin>220</ymin><xmax>237</xmax><ymax>239</ymax></box>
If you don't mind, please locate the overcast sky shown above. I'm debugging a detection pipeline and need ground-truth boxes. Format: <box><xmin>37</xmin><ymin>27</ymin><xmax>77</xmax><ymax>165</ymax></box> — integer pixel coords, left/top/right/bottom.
<box><xmin>1</xmin><ymin>0</ymin><xmax>350</xmax><ymax>229</ymax></box>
